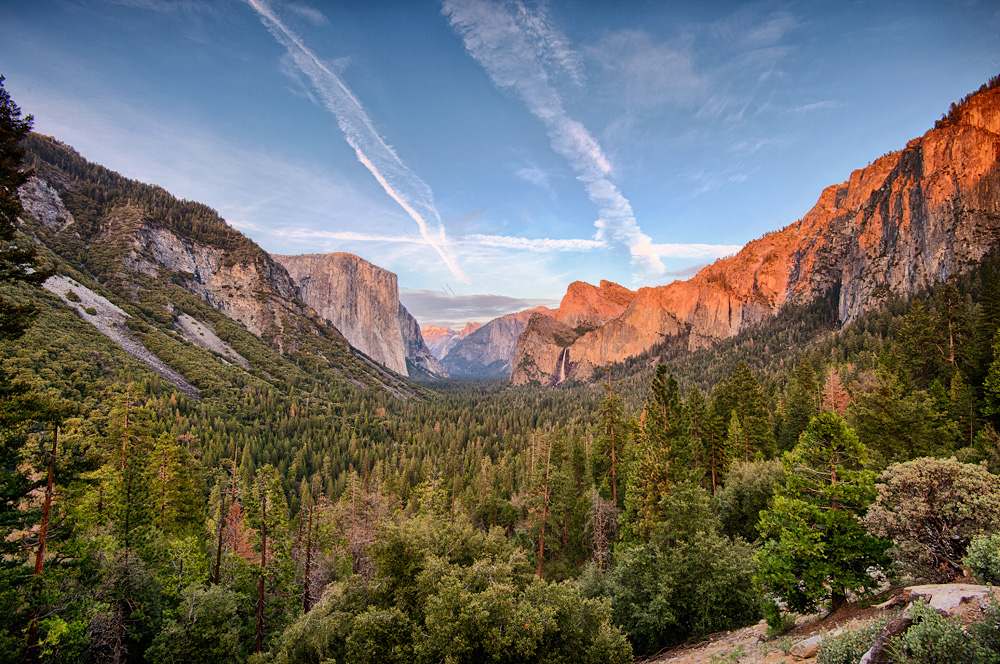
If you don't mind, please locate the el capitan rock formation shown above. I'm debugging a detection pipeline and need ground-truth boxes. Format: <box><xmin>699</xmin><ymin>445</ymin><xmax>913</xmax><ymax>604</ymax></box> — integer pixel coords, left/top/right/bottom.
<box><xmin>274</xmin><ymin>252</ymin><xmax>445</xmax><ymax>378</ymax></box>
<box><xmin>512</xmin><ymin>84</ymin><xmax>1000</xmax><ymax>385</ymax></box>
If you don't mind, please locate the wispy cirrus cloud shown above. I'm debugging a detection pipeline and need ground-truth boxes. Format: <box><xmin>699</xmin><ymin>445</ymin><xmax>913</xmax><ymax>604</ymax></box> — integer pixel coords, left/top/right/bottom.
<box><xmin>442</xmin><ymin>0</ymin><xmax>665</xmax><ymax>277</ymax></box>
<box><xmin>245</xmin><ymin>0</ymin><xmax>467</xmax><ymax>281</ymax></box>
<box><xmin>258</xmin><ymin>227</ymin><xmax>739</xmax><ymax>259</ymax></box>
<box><xmin>590</xmin><ymin>29</ymin><xmax>706</xmax><ymax>113</ymax></box>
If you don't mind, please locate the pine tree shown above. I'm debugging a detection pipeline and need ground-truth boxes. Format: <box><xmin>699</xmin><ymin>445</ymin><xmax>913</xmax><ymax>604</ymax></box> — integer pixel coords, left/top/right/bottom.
<box><xmin>0</xmin><ymin>76</ymin><xmax>48</xmax><ymax>341</ymax></box>
<box><xmin>593</xmin><ymin>380</ymin><xmax>628</xmax><ymax>508</ymax></box>
<box><xmin>756</xmin><ymin>413</ymin><xmax>890</xmax><ymax>612</ymax></box>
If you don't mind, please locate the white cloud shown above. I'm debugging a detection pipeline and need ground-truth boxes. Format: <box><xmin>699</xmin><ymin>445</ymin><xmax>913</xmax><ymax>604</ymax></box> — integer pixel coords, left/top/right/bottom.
<box><xmin>442</xmin><ymin>0</ymin><xmax>665</xmax><ymax>276</ymax></box>
<box><xmin>285</xmin><ymin>2</ymin><xmax>327</xmax><ymax>26</ymax></box>
<box><xmin>590</xmin><ymin>30</ymin><xmax>706</xmax><ymax>112</ymax></box>
<box><xmin>246</xmin><ymin>0</ymin><xmax>467</xmax><ymax>281</ymax></box>
<box><xmin>514</xmin><ymin>164</ymin><xmax>553</xmax><ymax>189</ymax></box>
<box><xmin>463</xmin><ymin>234</ymin><xmax>602</xmax><ymax>252</ymax></box>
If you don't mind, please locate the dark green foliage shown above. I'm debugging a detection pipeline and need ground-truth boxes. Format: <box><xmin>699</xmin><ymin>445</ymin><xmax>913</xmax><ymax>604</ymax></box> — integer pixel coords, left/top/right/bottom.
<box><xmin>756</xmin><ymin>413</ymin><xmax>891</xmax><ymax>612</ymax></box>
<box><xmin>146</xmin><ymin>584</ymin><xmax>249</xmax><ymax>664</ymax></box>
<box><xmin>816</xmin><ymin>614</ymin><xmax>893</xmax><ymax>664</ymax></box>
<box><xmin>716</xmin><ymin>458</ymin><xmax>784</xmax><ymax>543</ymax></box>
<box><xmin>609</xmin><ymin>482</ymin><xmax>761</xmax><ymax>654</ymax></box>
<box><xmin>965</xmin><ymin>533</ymin><xmax>1000</xmax><ymax>585</ymax></box>
<box><xmin>0</xmin><ymin>77</ymin><xmax>49</xmax><ymax>342</ymax></box>
<box><xmin>261</xmin><ymin>517</ymin><xmax>631</xmax><ymax>664</ymax></box>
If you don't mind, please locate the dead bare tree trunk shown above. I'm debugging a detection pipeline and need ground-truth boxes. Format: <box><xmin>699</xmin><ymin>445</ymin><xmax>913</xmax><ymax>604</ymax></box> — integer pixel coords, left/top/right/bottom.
<box><xmin>213</xmin><ymin>444</ymin><xmax>238</xmax><ymax>585</ymax></box>
<box><xmin>26</xmin><ymin>427</ymin><xmax>58</xmax><ymax>664</ymax></box>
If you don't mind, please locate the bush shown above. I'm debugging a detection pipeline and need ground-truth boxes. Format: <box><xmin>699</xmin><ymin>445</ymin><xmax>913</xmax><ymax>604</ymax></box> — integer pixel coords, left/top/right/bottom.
<box><xmin>965</xmin><ymin>534</ymin><xmax>1000</xmax><ymax>585</ymax></box>
<box><xmin>864</xmin><ymin>457</ymin><xmax>1000</xmax><ymax>582</ymax></box>
<box><xmin>890</xmin><ymin>599</ymin><xmax>997</xmax><ymax>664</ymax></box>
<box><xmin>609</xmin><ymin>483</ymin><xmax>761</xmax><ymax>654</ymax></box>
<box><xmin>716</xmin><ymin>458</ymin><xmax>784</xmax><ymax>542</ymax></box>
<box><xmin>145</xmin><ymin>584</ymin><xmax>247</xmax><ymax>664</ymax></box>
<box><xmin>262</xmin><ymin>516</ymin><xmax>631</xmax><ymax>664</ymax></box>
<box><xmin>65</xmin><ymin>289</ymin><xmax>80</xmax><ymax>302</ymax></box>
<box><xmin>817</xmin><ymin>614</ymin><xmax>892</xmax><ymax>664</ymax></box>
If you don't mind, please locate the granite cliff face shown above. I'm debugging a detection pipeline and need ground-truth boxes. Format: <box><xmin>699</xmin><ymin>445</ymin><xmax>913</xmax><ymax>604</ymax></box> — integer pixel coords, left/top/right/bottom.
<box><xmin>274</xmin><ymin>253</ymin><xmax>444</xmax><ymax>378</ymax></box>
<box><xmin>126</xmin><ymin>222</ymin><xmax>305</xmax><ymax>344</ymax></box>
<box><xmin>422</xmin><ymin>322</ymin><xmax>482</xmax><ymax>359</ymax></box>
<box><xmin>399</xmin><ymin>304</ymin><xmax>448</xmax><ymax>378</ymax></box>
<box><xmin>442</xmin><ymin>308</ymin><xmax>549</xmax><ymax>377</ymax></box>
<box><xmin>512</xmin><ymin>280</ymin><xmax>636</xmax><ymax>385</ymax></box>
<box><xmin>512</xmin><ymin>86</ymin><xmax>1000</xmax><ymax>385</ymax></box>
<box><xmin>275</xmin><ymin>253</ymin><xmax>409</xmax><ymax>375</ymax></box>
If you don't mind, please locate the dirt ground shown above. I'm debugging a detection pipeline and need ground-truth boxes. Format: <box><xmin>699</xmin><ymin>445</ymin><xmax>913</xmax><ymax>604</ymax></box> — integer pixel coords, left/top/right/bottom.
<box><xmin>636</xmin><ymin>584</ymin><xmax>996</xmax><ymax>664</ymax></box>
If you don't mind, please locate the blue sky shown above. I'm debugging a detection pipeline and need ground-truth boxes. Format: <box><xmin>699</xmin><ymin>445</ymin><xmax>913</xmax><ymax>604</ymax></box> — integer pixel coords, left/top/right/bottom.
<box><xmin>2</xmin><ymin>0</ymin><xmax>997</xmax><ymax>329</ymax></box>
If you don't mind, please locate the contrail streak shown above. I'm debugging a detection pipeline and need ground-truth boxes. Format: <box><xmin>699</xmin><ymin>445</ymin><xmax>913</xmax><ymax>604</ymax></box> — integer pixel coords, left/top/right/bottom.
<box><xmin>246</xmin><ymin>0</ymin><xmax>467</xmax><ymax>281</ymax></box>
<box><xmin>442</xmin><ymin>0</ymin><xmax>665</xmax><ymax>276</ymax></box>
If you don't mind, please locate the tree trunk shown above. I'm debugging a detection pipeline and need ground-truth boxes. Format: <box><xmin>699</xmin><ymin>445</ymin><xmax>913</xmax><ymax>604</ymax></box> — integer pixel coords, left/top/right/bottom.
<box><xmin>213</xmin><ymin>445</ymin><xmax>238</xmax><ymax>585</ymax></box>
<box><xmin>26</xmin><ymin>427</ymin><xmax>57</xmax><ymax>664</ymax></box>
<box><xmin>256</xmin><ymin>490</ymin><xmax>267</xmax><ymax>653</ymax></box>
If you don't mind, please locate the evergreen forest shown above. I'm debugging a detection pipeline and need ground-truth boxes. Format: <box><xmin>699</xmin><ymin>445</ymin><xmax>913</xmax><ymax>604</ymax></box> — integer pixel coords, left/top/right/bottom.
<box><xmin>3</xmin><ymin>76</ymin><xmax>1000</xmax><ymax>664</ymax></box>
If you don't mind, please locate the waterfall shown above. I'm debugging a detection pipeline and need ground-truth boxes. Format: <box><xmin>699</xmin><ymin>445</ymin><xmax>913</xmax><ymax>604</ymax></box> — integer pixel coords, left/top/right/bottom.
<box><xmin>556</xmin><ymin>348</ymin><xmax>569</xmax><ymax>385</ymax></box>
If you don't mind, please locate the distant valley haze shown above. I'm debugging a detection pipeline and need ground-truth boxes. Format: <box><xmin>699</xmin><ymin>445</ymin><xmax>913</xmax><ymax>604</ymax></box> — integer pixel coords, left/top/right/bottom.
<box><xmin>1</xmin><ymin>0</ymin><xmax>997</xmax><ymax>328</ymax></box>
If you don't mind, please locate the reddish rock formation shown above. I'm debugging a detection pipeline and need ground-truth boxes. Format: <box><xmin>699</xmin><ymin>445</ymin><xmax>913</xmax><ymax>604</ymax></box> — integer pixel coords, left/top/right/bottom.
<box><xmin>422</xmin><ymin>322</ymin><xmax>483</xmax><ymax>359</ymax></box>
<box><xmin>512</xmin><ymin>85</ymin><xmax>1000</xmax><ymax>385</ymax></box>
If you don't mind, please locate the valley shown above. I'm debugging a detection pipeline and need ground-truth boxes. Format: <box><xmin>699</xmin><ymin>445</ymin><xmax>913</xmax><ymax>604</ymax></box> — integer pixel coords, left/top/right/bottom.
<box><xmin>2</xmin><ymin>71</ymin><xmax>1000</xmax><ymax>664</ymax></box>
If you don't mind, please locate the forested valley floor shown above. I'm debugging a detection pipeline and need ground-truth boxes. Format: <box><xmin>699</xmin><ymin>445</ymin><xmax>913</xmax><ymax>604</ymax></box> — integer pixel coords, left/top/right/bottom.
<box><xmin>4</xmin><ymin>77</ymin><xmax>1000</xmax><ymax>664</ymax></box>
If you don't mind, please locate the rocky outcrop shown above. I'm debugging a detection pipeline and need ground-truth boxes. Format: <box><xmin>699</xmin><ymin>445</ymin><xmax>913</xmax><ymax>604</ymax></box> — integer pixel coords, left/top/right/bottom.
<box><xmin>553</xmin><ymin>280</ymin><xmax>636</xmax><ymax>329</ymax></box>
<box><xmin>19</xmin><ymin>134</ymin><xmax>423</xmax><ymax>397</ymax></box>
<box><xmin>275</xmin><ymin>253</ymin><xmax>409</xmax><ymax>374</ymax></box>
<box><xmin>399</xmin><ymin>304</ymin><xmax>448</xmax><ymax>378</ymax></box>
<box><xmin>422</xmin><ymin>322</ymin><xmax>482</xmax><ymax>359</ymax></box>
<box><xmin>275</xmin><ymin>253</ymin><xmax>446</xmax><ymax>378</ymax></box>
<box><xmin>127</xmin><ymin>223</ymin><xmax>305</xmax><ymax>345</ymax></box>
<box><xmin>442</xmin><ymin>307</ymin><xmax>549</xmax><ymax>377</ymax></box>
<box><xmin>511</xmin><ymin>280</ymin><xmax>637</xmax><ymax>384</ymax></box>
<box><xmin>512</xmin><ymin>85</ymin><xmax>1000</xmax><ymax>385</ymax></box>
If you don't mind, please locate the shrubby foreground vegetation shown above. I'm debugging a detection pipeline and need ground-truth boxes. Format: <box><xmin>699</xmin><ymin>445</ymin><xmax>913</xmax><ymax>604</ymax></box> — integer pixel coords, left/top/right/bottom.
<box><xmin>3</xmin><ymin>78</ymin><xmax>1000</xmax><ymax>663</ymax></box>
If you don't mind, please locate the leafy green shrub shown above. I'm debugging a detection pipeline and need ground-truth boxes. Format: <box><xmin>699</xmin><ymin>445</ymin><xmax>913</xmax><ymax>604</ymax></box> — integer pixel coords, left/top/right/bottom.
<box><xmin>65</xmin><ymin>289</ymin><xmax>80</xmax><ymax>302</ymax></box>
<box><xmin>84</xmin><ymin>306</ymin><xmax>97</xmax><ymax>315</ymax></box>
<box><xmin>970</xmin><ymin>600</ymin><xmax>1000</xmax><ymax>655</ymax></box>
<box><xmin>716</xmin><ymin>458</ymin><xmax>784</xmax><ymax>542</ymax></box>
<box><xmin>965</xmin><ymin>533</ymin><xmax>1000</xmax><ymax>585</ymax></box>
<box><xmin>263</xmin><ymin>516</ymin><xmax>631</xmax><ymax>664</ymax></box>
<box><xmin>345</xmin><ymin>607</ymin><xmax>413</xmax><ymax>664</ymax></box>
<box><xmin>817</xmin><ymin>614</ymin><xmax>891</xmax><ymax>664</ymax></box>
<box><xmin>609</xmin><ymin>483</ymin><xmax>761</xmax><ymax>654</ymax></box>
<box><xmin>890</xmin><ymin>599</ymin><xmax>997</xmax><ymax>664</ymax></box>
<box><xmin>146</xmin><ymin>584</ymin><xmax>248</xmax><ymax>664</ymax></box>
<box><xmin>864</xmin><ymin>457</ymin><xmax>1000</xmax><ymax>582</ymax></box>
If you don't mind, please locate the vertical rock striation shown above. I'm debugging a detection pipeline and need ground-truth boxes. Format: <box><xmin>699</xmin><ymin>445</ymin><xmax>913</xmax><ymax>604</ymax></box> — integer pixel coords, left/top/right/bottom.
<box><xmin>512</xmin><ymin>85</ymin><xmax>1000</xmax><ymax>385</ymax></box>
<box><xmin>275</xmin><ymin>253</ymin><xmax>445</xmax><ymax>378</ymax></box>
